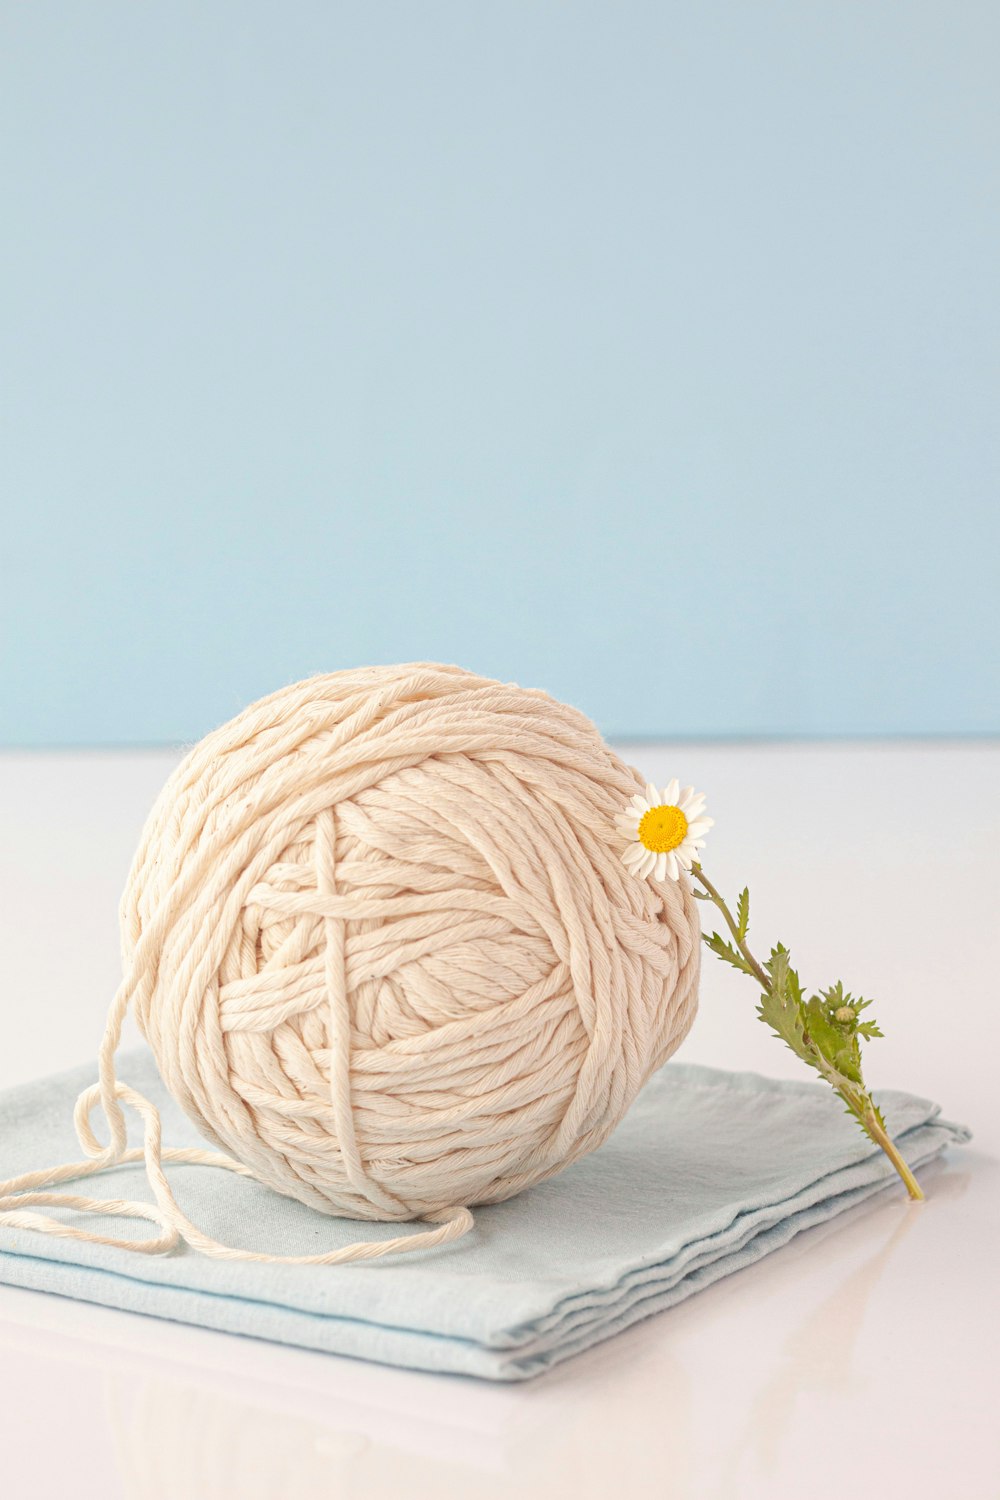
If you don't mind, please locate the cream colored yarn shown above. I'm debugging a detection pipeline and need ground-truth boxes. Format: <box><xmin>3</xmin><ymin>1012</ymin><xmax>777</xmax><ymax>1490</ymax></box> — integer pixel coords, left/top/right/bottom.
<box><xmin>0</xmin><ymin>664</ymin><xmax>700</xmax><ymax>1263</ymax></box>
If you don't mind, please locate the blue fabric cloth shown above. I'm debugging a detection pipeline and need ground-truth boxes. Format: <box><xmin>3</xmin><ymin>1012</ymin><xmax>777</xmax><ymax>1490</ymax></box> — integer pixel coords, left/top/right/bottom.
<box><xmin>0</xmin><ymin>1049</ymin><xmax>968</xmax><ymax>1380</ymax></box>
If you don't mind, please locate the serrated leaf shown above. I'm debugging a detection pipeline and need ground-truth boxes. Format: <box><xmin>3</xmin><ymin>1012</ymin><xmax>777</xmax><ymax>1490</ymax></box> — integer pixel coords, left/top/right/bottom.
<box><xmin>766</xmin><ymin>943</ymin><xmax>791</xmax><ymax>996</ymax></box>
<box><xmin>736</xmin><ymin>887</ymin><xmax>750</xmax><ymax>940</ymax></box>
<box><xmin>856</xmin><ymin>1020</ymin><xmax>884</xmax><ymax>1040</ymax></box>
<box><xmin>801</xmin><ymin>994</ymin><xmax>864</xmax><ymax>1085</ymax></box>
<box><xmin>851</xmin><ymin>1094</ymin><xmax>888</xmax><ymax>1142</ymax></box>
<box><xmin>819</xmin><ymin>980</ymin><xmax>848</xmax><ymax>1008</ymax></box>
<box><xmin>757</xmin><ymin>974</ymin><xmax>807</xmax><ymax>1062</ymax></box>
<box><xmin>703</xmin><ymin>930</ymin><xmax>755</xmax><ymax>978</ymax></box>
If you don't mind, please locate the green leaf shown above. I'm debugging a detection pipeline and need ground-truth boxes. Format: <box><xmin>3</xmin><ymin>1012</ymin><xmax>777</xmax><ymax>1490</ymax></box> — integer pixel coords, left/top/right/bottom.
<box><xmin>757</xmin><ymin>945</ymin><xmax>810</xmax><ymax>1062</ymax></box>
<box><xmin>736</xmin><ymin>887</ymin><xmax>750</xmax><ymax>940</ymax></box>
<box><xmin>756</xmin><ymin>946</ymin><xmax>868</xmax><ymax>1098</ymax></box>
<box><xmin>819</xmin><ymin>980</ymin><xmax>848</xmax><ymax>1008</ymax></box>
<box><xmin>801</xmin><ymin>993</ymin><xmax>864</xmax><ymax>1085</ymax></box>
<box><xmin>703</xmin><ymin>930</ymin><xmax>756</xmax><ymax>978</ymax></box>
<box><xmin>766</xmin><ymin>942</ymin><xmax>790</xmax><ymax>994</ymax></box>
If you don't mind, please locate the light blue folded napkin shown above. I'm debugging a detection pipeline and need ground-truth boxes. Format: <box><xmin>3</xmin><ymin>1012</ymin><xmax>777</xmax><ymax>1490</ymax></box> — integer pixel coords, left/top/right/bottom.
<box><xmin>0</xmin><ymin>1049</ymin><xmax>968</xmax><ymax>1381</ymax></box>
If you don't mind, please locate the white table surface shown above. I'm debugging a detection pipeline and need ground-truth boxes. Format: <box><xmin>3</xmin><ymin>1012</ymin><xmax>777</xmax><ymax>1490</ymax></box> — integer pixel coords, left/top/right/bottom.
<box><xmin>0</xmin><ymin>742</ymin><xmax>996</xmax><ymax>1499</ymax></box>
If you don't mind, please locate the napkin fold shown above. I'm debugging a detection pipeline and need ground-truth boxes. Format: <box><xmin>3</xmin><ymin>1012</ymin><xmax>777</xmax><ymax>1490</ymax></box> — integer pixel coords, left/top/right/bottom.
<box><xmin>0</xmin><ymin>1049</ymin><xmax>968</xmax><ymax>1380</ymax></box>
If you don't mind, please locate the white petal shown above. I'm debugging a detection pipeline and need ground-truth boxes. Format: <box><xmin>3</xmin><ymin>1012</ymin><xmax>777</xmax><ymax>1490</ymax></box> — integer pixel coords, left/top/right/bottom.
<box><xmin>645</xmin><ymin>782</ymin><xmax>659</xmax><ymax>805</ymax></box>
<box><xmin>686</xmin><ymin>818</ymin><xmax>714</xmax><ymax>837</ymax></box>
<box><xmin>640</xmin><ymin>849</ymin><xmax>658</xmax><ymax>878</ymax></box>
<box><xmin>680</xmin><ymin>792</ymin><xmax>706</xmax><ymax>816</ymax></box>
<box><xmin>678</xmin><ymin>786</ymin><xmax>695</xmax><ymax>808</ymax></box>
<box><xmin>655</xmin><ymin>852</ymin><xmax>667</xmax><ymax>881</ymax></box>
<box><xmin>622</xmin><ymin>844</ymin><xmax>644</xmax><ymax>868</ymax></box>
<box><xmin>630</xmin><ymin>794</ymin><xmax>649</xmax><ymax>812</ymax></box>
<box><xmin>663</xmin><ymin>778</ymin><xmax>680</xmax><ymax>805</ymax></box>
<box><xmin>666</xmin><ymin>852</ymin><xmax>679</xmax><ymax>880</ymax></box>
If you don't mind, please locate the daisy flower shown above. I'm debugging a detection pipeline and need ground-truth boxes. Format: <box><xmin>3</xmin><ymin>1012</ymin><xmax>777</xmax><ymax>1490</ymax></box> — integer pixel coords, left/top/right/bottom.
<box><xmin>616</xmin><ymin>779</ymin><xmax>713</xmax><ymax>882</ymax></box>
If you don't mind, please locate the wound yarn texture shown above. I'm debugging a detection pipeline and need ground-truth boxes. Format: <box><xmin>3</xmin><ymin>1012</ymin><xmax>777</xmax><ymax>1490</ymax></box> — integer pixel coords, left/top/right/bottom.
<box><xmin>0</xmin><ymin>664</ymin><xmax>700</xmax><ymax>1263</ymax></box>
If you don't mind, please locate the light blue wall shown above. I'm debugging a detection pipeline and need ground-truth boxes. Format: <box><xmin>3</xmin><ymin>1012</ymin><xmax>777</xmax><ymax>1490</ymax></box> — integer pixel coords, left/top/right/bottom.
<box><xmin>2</xmin><ymin>3</ymin><xmax>997</xmax><ymax>745</ymax></box>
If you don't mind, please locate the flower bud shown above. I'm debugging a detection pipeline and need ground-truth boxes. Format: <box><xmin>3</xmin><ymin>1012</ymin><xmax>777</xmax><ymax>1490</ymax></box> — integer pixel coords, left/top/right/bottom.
<box><xmin>834</xmin><ymin>1005</ymin><xmax>856</xmax><ymax>1024</ymax></box>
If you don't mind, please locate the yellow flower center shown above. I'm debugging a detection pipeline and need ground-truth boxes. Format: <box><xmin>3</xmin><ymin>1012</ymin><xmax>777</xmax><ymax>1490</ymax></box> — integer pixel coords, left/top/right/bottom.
<box><xmin>638</xmin><ymin>804</ymin><xmax>688</xmax><ymax>854</ymax></box>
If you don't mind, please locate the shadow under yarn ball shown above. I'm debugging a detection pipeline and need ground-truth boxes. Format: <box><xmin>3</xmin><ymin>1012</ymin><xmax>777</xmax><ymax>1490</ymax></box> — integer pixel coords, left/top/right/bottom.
<box><xmin>126</xmin><ymin>663</ymin><xmax>701</xmax><ymax>1225</ymax></box>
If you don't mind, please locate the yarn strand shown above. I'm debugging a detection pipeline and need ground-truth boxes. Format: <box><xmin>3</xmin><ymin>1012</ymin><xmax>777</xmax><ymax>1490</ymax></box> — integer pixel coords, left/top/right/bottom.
<box><xmin>0</xmin><ymin>1076</ymin><xmax>475</xmax><ymax>1262</ymax></box>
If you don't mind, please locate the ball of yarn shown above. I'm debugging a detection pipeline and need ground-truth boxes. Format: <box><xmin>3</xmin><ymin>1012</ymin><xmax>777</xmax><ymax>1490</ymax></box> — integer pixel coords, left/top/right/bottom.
<box><xmin>121</xmin><ymin>663</ymin><xmax>700</xmax><ymax>1227</ymax></box>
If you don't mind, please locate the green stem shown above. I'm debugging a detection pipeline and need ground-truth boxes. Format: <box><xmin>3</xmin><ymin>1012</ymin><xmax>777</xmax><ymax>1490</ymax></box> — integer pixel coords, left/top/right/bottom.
<box><xmin>860</xmin><ymin>1109</ymin><xmax>926</xmax><ymax>1202</ymax></box>
<box><xmin>690</xmin><ymin>865</ymin><xmax>770</xmax><ymax>989</ymax></box>
<box><xmin>690</xmin><ymin>863</ymin><xmax>925</xmax><ymax>1204</ymax></box>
